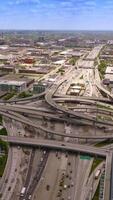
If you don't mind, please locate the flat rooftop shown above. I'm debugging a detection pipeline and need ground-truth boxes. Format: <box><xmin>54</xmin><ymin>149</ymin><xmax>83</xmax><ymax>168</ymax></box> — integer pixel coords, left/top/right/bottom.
<box><xmin>105</xmin><ymin>67</ymin><xmax>113</xmax><ymax>74</ymax></box>
<box><xmin>0</xmin><ymin>80</ymin><xmax>26</xmax><ymax>86</ymax></box>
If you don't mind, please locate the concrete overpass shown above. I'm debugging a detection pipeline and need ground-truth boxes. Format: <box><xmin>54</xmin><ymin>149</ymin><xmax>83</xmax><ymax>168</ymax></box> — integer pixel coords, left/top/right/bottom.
<box><xmin>54</xmin><ymin>94</ymin><xmax>112</xmax><ymax>104</ymax></box>
<box><xmin>1</xmin><ymin>106</ymin><xmax>113</xmax><ymax>140</ymax></box>
<box><xmin>0</xmin><ymin>110</ymin><xmax>111</xmax><ymax>140</ymax></box>
<box><xmin>0</xmin><ymin>135</ymin><xmax>107</xmax><ymax>157</ymax></box>
<box><xmin>45</xmin><ymin>86</ymin><xmax>113</xmax><ymax>128</ymax></box>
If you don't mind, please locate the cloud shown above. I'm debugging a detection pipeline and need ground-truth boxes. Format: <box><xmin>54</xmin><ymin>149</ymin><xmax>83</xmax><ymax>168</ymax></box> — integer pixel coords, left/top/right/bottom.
<box><xmin>8</xmin><ymin>0</ymin><xmax>40</xmax><ymax>5</ymax></box>
<box><xmin>84</xmin><ymin>1</ymin><xmax>96</xmax><ymax>6</ymax></box>
<box><xmin>60</xmin><ymin>1</ymin><xmax>73</xmax><ymax>7</ymax></box>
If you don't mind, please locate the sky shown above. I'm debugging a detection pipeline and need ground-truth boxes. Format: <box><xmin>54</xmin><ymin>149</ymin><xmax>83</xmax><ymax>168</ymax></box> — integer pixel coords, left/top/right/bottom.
<box><xmin>0</xmin><ymin>0</ymin><xmax>113</xmax><ymax>30</ymax></box>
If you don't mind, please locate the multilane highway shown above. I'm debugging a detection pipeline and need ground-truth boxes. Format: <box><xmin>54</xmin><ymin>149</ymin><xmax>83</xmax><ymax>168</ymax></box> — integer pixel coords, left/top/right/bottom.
<box><xmin>0</xmin><ymin>44</ymin><xmax>112</xmax><ymax>200</ymax></box>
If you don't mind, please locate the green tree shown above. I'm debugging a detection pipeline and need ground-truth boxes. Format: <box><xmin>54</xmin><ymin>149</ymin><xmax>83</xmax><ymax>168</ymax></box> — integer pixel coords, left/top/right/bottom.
<box><xmin>98</xmin><ymin>61</ymin><xmax>107</xmax><ymax>79</ymax></box>
<box><xmin>18</xmin><ymin>91</ymin><xmax>32</xmax><ymax>99</ymax></box>
<box><xmin>69</xmin><ymin>57</ymin><xmax>77</xmax><ymax>65</ymax></box>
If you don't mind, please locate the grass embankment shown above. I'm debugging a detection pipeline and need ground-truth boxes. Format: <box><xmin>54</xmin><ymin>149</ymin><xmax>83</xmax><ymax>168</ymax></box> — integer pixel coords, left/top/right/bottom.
<box><xmin>90</xmin><ymin>159</ymin><xmax>103</xmax><ymax>200</ymax></box>
<box><xmin>96</xmin><ymin>115</ymin><xmax>112</xmax><ymax>122</ymax></box>
<box><xmin>0</xmin><ymin>115</ymin><xmax>2</xmax><ymax>124</ymax></box>
<box><xmin>95</xmin><ymin>140</ymin><xmax>113</xmax><ymax>147</ymax></box>
<box><xmin>0</xmin><ymin>139</ymin><xmax>8</xmax><ymax>177</ymax></box>
<box><xmin>69</xmin><ymin>57</ymin><xmax>78</xmax><ymax>65</ymax></box>
<box><xmin>0</xmin><ymin>128</ymin><xmax>7</xmax><ymax>136</ymax></box>
<box><xmin>97</xmin><ymin>103</ymin><xmax>112</xmax><ymax>110</ymax></box>
<box><xmin>0</xmin><ymin>127</ymin><xmax>8</xmax><ymax>177</ymax></box>
<box><xmin>18</xmin><ymin>91</ymin><xmax>33</xmax><ymax>98</ymax></box>
<box><xmin>3</xmin><ymin>92</ymin><xmax>16</xmax><ymax>100</ymax></box>
<box><xmin>93</xmin><ymin>184</ymin><xmax>100</xmax><ymax>200</ymax></box>
<box><xmin>0</xmin><ymin>155</ymin><xmax>7</xmax><ymax>177</ymax></box>
<box><xmin>90</xmin><ymin>158</ymin><xmax>103</xmax><ymax>174</ymax></box>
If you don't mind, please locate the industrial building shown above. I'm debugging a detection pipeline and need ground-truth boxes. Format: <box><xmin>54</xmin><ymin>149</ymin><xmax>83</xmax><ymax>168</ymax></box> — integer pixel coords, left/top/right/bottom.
<box><xmin>18</xmin><ymin>67</ymin><xmax>50</xmax><ymax>74</ymax></box>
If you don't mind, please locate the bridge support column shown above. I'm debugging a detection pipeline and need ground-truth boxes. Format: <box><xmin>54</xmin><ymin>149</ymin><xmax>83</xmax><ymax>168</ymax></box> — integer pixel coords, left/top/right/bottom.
<box><xmin>61</xmin><ymin>136</ymin><xmax>64</xmax><ymax>141</ymax></box>
<box><xmin>85</xmin><ymin>138</ymin><xmax>88</xmax><ymax>143</ymax></box>
<box><xmin>50</xmin><ymin>133</ymin><xmax>54</xmax><ymax>140</ymax></box>
<box><xmin>42</xmin><ymin>117</ymin><xmax>48</xmax><ymax>126</ymax></box>
<box><xmin>45</xmin><ymin>132</ymin><xmax>48</xmax><ymax>139</ymax></box>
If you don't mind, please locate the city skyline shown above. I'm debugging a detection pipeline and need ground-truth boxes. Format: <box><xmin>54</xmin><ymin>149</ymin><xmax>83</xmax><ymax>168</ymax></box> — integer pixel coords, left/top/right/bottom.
<box><xmin>0</xmin><ymin>0</ymin><xmax>113</xmax><ymax>30</ymax></box>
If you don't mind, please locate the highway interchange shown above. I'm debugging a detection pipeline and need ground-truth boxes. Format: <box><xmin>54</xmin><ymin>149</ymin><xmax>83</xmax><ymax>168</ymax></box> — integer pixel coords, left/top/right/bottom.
<box><xmin>0</xmin><ymin>45</ymin><xmax>113</xmax><ymax>200</ymax></box>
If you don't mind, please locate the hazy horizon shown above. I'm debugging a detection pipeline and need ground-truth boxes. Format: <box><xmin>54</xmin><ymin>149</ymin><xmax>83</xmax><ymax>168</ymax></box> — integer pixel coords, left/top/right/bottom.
<box><xmin>0</xmin><ymin>29</ymin><xmax>113</xmax><ymax>32</ymax></box>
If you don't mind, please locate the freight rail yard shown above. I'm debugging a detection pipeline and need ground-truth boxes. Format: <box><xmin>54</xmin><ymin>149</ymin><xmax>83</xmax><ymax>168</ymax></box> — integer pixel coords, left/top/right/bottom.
<box><xmin>0</xmin><ymin>32</ymin><xmax>113</xmax><ymax>200</ymax></box>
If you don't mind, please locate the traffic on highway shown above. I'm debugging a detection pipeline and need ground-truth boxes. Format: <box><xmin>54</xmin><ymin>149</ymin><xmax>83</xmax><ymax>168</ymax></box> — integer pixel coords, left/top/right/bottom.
<box><xmin>0</xmin><ymin>41</ymin><xmax>113</xmax><ymax>200</ymax></box>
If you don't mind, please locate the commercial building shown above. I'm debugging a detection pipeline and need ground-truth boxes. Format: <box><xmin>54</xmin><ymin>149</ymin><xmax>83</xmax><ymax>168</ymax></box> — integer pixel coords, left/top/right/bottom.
<box><xmin>105</xmin><ymin>66</ymin><xmax>113</xmax><ymax>74</ymax></box>
<box><xmin>0</xmin><ymin>66</ymin><xmax>14</xmax><ymax>72</ymax></box>
<box><xmin>104</xmin><ymin>66</ymin><xmax>113</xmax><ymax>88</ymax></box>
<box><xmin>0</xmin><ymin>80</ymin><xmax>26</xmax><ymax>92</ymax></box>
<box><xmin>0</xmin><ymin>74</ymin><xmax>34</xmax><ymax>93</ymax></box>
<box><xmin>33</xmin><ymin>82</ymin><xmax>47</xmax><ymax>94</ymax></box>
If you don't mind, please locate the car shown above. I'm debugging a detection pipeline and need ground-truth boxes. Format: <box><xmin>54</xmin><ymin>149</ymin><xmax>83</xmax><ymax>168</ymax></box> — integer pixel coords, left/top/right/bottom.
<box><xmin>43</xmin><ymin>151</ymin><xmax>46</xmax><ymax>154</ymax></box>
<box><xmin>40</xmin><ymin>158</ymin><xmax>43</xmax><ymax>162</ymax></box>
<box><xmin>28</xmin><ymin>195</ymin><xmax>31</xmax><ymax>199</ymax></box>
<box><xmin>71</xmin><ymin>181</ymin><xmax>74</xmax><ymax>187</ymax></box>
<box><xmin>61</xmin><ymin>144</ymin><xmax>65</xmax><ymax>146</ymax></box>
<box><xmin>63</xmin><ymin>184</ymin><xmax>67</xmax><ymax>189</ymax></box>
<box><xmin>46</xmin><ymin>185</ymin><xmax>50</xmax><ymax>191</ymax></box>
<box><xmin>56</xmin><ymin>152</ymin><xmax>58</xmax><ymax>157</ymax></box>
